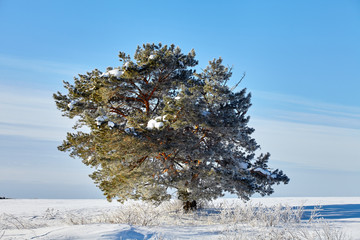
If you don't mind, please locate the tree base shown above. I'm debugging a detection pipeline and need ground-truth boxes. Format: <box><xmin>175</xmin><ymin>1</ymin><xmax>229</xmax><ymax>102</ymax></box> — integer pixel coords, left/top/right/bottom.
<box><xmin>183</xmin><ymin>200</ymin><xmax>197</xmax><ymax>213</ymax></box>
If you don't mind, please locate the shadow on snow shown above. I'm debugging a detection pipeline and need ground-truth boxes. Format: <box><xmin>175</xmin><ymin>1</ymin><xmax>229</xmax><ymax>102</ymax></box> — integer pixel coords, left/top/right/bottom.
<box><xmin>102</xmin><ymin>227</ymin><xmax>153</xmax><ymax>240</ymax></box>
<box><xmin>301</xmin><ymin>204</ymin><xmax>360</xmax><ymax>220</ymax></box>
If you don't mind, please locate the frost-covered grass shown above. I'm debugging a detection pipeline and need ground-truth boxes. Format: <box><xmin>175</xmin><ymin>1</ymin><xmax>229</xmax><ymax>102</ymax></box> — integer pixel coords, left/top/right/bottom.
<box><xmin>0</xmin><ymin>198</ymin><xmax>358</xmax><ymax>239</ymax></box>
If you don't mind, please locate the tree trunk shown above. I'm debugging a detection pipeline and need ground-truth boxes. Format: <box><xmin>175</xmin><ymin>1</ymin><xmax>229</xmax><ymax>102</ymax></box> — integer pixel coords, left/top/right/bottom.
<box><xmin>183</xmin><ymin>200</ymin><xmax>197</xmax><ymax>213</ymax></box>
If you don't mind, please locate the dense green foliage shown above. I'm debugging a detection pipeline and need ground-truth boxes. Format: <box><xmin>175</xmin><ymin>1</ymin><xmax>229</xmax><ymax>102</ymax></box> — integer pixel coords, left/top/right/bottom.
<box><xmin>54</xmin><ymin>43</ymin><xmax>289</xmax><ymax>204</ymax></box>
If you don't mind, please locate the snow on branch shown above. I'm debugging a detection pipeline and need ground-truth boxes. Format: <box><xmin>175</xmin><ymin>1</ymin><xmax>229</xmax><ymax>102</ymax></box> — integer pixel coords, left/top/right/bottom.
<box><xmin>100</xmin><ymin>69</ymin><xmax>124</xmax><ymax>78</ymax></box>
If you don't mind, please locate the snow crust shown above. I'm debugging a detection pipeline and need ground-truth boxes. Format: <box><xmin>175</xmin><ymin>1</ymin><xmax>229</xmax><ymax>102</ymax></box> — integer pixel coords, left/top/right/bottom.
<box><xmin>0</xmin><ymin>197</ymin><xmax>359</xmax><ymax>239</ymax></box>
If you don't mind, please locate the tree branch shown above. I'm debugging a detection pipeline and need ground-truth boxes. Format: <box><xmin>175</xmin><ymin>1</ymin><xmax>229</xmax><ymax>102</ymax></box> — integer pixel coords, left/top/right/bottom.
<box><xmin>230</xmin><ymin>72</ymin><xmax>246</xmax><ymax>91</ymax></box>
<box><xmin>110</xmin><ymin>107</ymin><xmax>128</xmax><ymax>118</ymax></box>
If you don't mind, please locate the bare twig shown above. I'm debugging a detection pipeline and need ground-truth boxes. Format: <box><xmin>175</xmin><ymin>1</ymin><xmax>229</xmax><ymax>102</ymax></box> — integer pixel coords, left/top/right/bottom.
<box><xmin>230</xmin><ymin>72</ymin><xmax>246</xmax><ymax>91</ymax></box>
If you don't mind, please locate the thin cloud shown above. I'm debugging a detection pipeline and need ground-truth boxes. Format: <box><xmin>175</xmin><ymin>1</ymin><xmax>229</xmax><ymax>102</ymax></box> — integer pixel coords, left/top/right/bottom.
<box><xmin>0</xmin><ymin>54</ymin><xmax>87</xmax><ymax>76</ymax></box>
<box><xmin>251</xmin><ymin>90</ymin><xmax>360</xmax><ymax>129</ymax></box>
<box><xmin>1</xmin><ymin>84</ymin><xmax>359</xmax><ymax>174</ymax></box>
<box><xmin>252</xmin><ymin>118</ymin><xmax>360</xmax><ymax>173</ymax></box>
<box><xmin>0</xmin><ymin>85</ymin><xmax>75</xmax><ymax>141</ymax></box>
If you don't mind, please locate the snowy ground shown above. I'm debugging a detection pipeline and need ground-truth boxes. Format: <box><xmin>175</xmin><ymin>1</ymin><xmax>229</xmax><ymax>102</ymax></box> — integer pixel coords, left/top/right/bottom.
<box><xmin>0</xmin><ymin>197</ymin><xmax>359</xmax><ymax>239</ymax></box>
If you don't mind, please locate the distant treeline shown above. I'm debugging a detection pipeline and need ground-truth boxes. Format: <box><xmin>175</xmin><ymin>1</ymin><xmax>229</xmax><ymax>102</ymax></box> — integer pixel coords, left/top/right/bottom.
<box><xmin>0</xmin><ymin>196</ymin><xmax>9</xmax><ymax>199</ymax></box>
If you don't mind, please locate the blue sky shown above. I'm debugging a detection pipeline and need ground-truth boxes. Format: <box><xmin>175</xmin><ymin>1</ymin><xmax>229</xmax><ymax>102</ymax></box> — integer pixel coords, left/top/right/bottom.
<box><xmin>0</xmin><ymin>0</ymin><xmax>359</xmax><ymax>199</ymax></box>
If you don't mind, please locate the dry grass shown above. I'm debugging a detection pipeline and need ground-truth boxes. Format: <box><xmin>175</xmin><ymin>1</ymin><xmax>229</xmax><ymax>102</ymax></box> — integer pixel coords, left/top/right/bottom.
<box><xmin>0</xmin><ymin>199</ymin><xmax>351</xmax><ymax>240</ymax></box>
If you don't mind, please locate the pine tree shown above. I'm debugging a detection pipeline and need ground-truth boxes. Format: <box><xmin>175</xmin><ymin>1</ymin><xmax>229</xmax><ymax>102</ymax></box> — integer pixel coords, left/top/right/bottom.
<box><xmin>54</xmin><ymin>43</ymin><xmax>289</xmax><ymax>210</ymax></box>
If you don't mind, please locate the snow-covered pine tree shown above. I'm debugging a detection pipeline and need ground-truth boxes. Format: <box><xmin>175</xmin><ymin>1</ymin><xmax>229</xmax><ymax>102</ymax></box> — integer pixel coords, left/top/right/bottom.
<box><xmin>54</xmin><ymin>43</ymin><xmax>289</xmax><ymax>211</ymax></box>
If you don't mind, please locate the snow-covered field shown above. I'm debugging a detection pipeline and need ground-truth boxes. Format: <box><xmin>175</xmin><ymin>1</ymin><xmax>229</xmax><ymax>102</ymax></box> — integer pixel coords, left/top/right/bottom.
<box><xmin>1</xmin><ymin>197</ymin><xmax>359</xmax><ymax>239</ymax></box>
